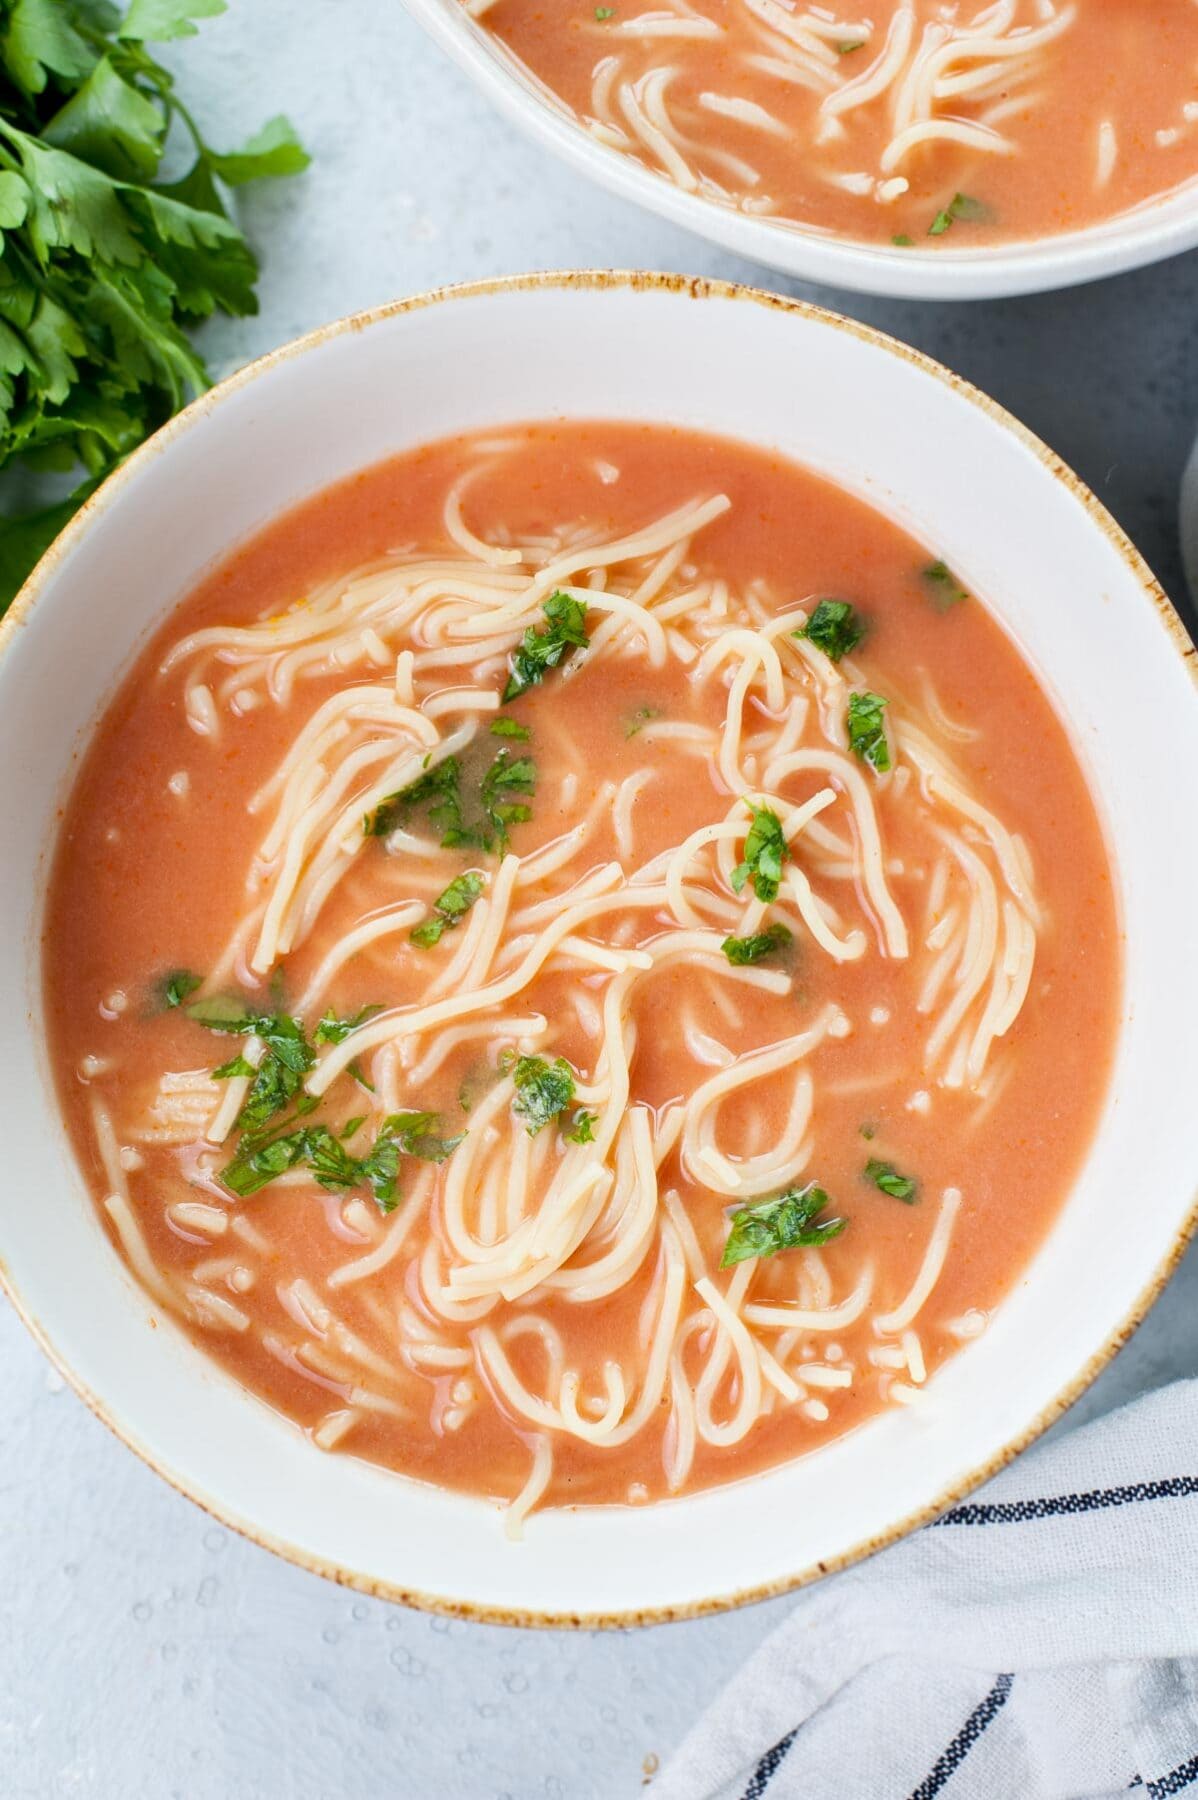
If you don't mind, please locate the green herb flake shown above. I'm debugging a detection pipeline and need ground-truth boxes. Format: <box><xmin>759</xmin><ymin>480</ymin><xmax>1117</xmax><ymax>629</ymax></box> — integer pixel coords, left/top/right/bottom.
<box><xmin>837</xmin><ymin>38</ymin><xmax>865</xmax><ymax>52</ymax></box>
<box><xmin>865</xmin><ymin>1157</ymin><xmax>918</xmax><ymax>1203</ymax></box>
<box><xmin>158</xmin><ymin>969</ymin><xmax>202</xmax><ymax>1009</ymax></box>
<box><xmin>510</xmin><ymin>1054</ymin><xmax>576</xmax><ymax>1137</ymax></box>
<box><xmin>0</xmin><ymin>4</ymin><xmax>308</xmax><ymax>615</ymax></box>
<box><xmin>219</xmin><ymin>1106</ymin><xmax>464</xmax><ymax>1212</ymax></box>
<box><xmin>796</xmin><ymin>598</ymin><xmax>865</xmax><ymax>663</ymax></box>
<box><xmin>313</xmin><ymin>1003</ymin><xmax>384</xmax><ymax>1045</ymax></box>
<box><xmin>731</xmin><ymin>801</ymin><xmax>788</xmax><ymax>903</ymax></box>
<box><xmin>364</xmin><ymin>754</ymin><xmax>460</xmax><ymax>839</ymax></box>
<box><xmin>721</xmin><ymin>1182</ymin><xmax>847</xmax><ymax>1268</ymax></box>
<box><xmin>503</xmin><ymin>591</ymin><xmax>589</xmax><ymax>703</ymax></box>
<box><xmin>490</xmin><ymin>717</ymin><xmax>530</xmax><ymax>739</ymax></box>
<box><xmin>860</xmin><ymin>1122</ymin><xmax>877</xmax><ymax>1141</ymax></box>
<box><xmin>928</xmin><ymin>192</ymin><xmax>989</xmax><ymax>237</ymax></box>
<box><xmin>411</xmin><ymin>870</ymin><xmax>485</xmax><ymax>948</ymax></box>
<box><xmin>340</xmin><ymin>1116</ymin><xmax>366</xmax><ymax>1141</ymax></box>
<box><xmin>892</xmin><ymin>233</ymin><xmax>914</xmax><ymax>247</ymax></box>
<box><xmin>721</xmin><ymin>922</ymin><xmax>793</xmax><ymax>967</ymax></box>
<box><xmin>922</xmin><ymin>559</ymin><xmax>969</xmax><ymax>611</ymax></box>
<box><xmin>185</xmin><ymin>994</ymin><xmax>321</xmax><ymax>1134</ymax></box>
<box><xmin>846</xmin><ymin>691</ymin><xmax>891</xmax><ymax>773</ymax></box>
<box><xmin>565</xmin><ymin>1108</ymin><xmax>597</xmax><ymax>1144</ymax></box>
<box><xmin>594</xmin><ymin>5</ymin><xmax>615</xmax><ymax>16</ymax></box>
<box><xmin>347</xmin><ymin>1056</ymin><xmax>374</xmax><ymax>1094</ymax></box>
<box><xmin>625</xmin><ymin>705</ymin><xmax>660</xmax><ymax>738</ymax></box>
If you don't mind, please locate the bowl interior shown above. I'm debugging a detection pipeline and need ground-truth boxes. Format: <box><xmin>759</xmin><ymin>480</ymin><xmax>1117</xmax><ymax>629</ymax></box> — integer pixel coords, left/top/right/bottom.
<box><xmin>2</xmin><ymin>275</ymin><xmax>1196</xmax><ymax>1623</ymax></box>
<box><xmin>402</xmin><ymin>0</ymin><xmax>1198</xmax><ymax>302</ymax></box>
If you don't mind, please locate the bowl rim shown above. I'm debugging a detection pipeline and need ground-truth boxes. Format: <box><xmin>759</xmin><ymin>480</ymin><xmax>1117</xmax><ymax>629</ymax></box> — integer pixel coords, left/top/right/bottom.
<box><xmin>401</xmin><ymin>0</ymin><xmax>1198</xmax><ymax>302</ymax></box>
<box><xmin>3</xmin><ymin>268</ymin><xmax>1197</xmax><ymax>1629</ymax></box>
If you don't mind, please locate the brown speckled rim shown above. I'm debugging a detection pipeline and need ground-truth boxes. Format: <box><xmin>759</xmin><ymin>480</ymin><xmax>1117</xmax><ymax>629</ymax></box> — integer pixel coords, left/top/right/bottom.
<box><xmin>2</xmin><ymin>271</ymin><xmax>1196</xmax><ymax>1631</ymax></box>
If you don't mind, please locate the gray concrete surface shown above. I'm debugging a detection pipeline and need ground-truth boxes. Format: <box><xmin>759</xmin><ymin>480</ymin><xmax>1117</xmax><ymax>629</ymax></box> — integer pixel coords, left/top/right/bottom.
<box><xmin>2</xmin><ymin>4</ymin><xmax>1195</xmax><ymax>1795</ymax></box>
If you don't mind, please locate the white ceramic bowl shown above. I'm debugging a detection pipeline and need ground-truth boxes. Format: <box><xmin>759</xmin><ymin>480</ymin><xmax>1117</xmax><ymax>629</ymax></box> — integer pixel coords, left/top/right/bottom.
<box><xmin>2</xmin><ymin>274</ymin><xmax>1196</xmax><ymax>1626</ymax></box>
<box><xmin>403</xmin><ymin>0</ymin><xmax>1198</xmax><ymax>302</ymax></box>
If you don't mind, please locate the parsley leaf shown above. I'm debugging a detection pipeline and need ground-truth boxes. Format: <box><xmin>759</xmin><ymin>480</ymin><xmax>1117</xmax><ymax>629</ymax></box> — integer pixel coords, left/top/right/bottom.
<box><xmin>565</xmin><ymin>1108</ymin><xmax>597</xmax><ymax>1144</ymax></box>
<box><xmin>922</xmin><ymin>560</ymin><xmax>969</xmax><ymax>610</ymax></box>
<box><xmin>364</xmin><ymin>755</ymin><xmax>460</xmax><ymax>839</ymax></box>
<box><xmin>474</xmin><ymin>748</ymin><xmax>536</xmax><ymax>852</ymax></box>
<box><xmin>721</xmin><ymin>922</ymin><xmax>792</xmax><ymax>966</ymax></box>
<box><xmin>368</xmin><ymin>744</ymin><xmax>537</xmax><ymax>854</ymax></box>
<box><xmin>489</xmin><ymin>717</ymin><xmax>530</xmax><ymax>740</ymax></box>
<box><xmin>157</xmin><ymin>968</ymin><xmax>201</xmax><ymax>1009</ymax></box>
<box><xmin>313</xmin><ymin>1004</ymin><xmax>384</xmax><ymax>1045</ymax></box>
<box><xmin>796</xmin><ymin>599</ymin><xmax>865</xmax><ymax>663</ymax></box>
<box><xmin>731</xmin><ymin>802</ymin><xmax>788</xmax><ymax>903</ymax></box>
<box><xmin>186</xmin><ymin>993</ymin><xmax>317</xmax><ymax>1133</ymax></box>
<box><xmin>510</xmin><ymin>1054</ymin><xmax>576</xmax><ymax>1136</ymax></box>
<box><xmin>846</xmin><ymin>691</ymin><xmax>891</xmax><ymax>773</ymax></box>
<box><xmin>503</xmin><ymin>591</ymin><xmax>589</xmax><ymax>702</ymax></box>
<box><xmin>721</xmin><ymin>1183</ymin><xmax>847</xmax><ymax>1267</ymax></box>
<box><xmin>219</xmin><ymin>1108</ymin><xmax>464</xmax><ymax>1211</ymax></box>
<box><xmin>0</xmin><ymin>1</ymin><xmax>308</xmax><ymax>613</ymax></box>
<box><xmin>411</xmin><ymin>870</ymin><xmax>485</xmax><ymax>948</ymax></box>
<box><xmin>864</xmin><ymin>1158</ymin><xmax>918</xmax><ymax>1203</ymax></box>
<box><xmin>928</xmin><ymin>192</ymin><xmax>989</xmax><ymax>237</ymax></box>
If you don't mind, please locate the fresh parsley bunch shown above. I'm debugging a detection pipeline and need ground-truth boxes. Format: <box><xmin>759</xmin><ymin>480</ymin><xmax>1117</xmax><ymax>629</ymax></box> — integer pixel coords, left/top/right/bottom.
<box><xmin>0</xmin><ymin>0</ymin><xmax>308</xmax><ymax>609</ymax></box>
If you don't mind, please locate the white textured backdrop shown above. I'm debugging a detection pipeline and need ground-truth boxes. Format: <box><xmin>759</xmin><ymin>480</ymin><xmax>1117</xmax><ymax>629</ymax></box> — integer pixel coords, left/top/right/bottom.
<box><xmin>3</xmin><ymin>4</ymin><xmax>1197</xmax><ymax>1795</ymax></box>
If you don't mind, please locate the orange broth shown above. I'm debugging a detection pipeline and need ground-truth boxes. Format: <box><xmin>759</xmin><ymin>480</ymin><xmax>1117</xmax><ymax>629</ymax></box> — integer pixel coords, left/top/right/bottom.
<box><xmin>44</xmin><ymin>424</ymin><xmax>1120</xmax><ymax>1511</ymax></box>
<box><xmin>476</xmin><ymin>1</ymin><xmax>1198</xmax><ymax>247</ymax></box>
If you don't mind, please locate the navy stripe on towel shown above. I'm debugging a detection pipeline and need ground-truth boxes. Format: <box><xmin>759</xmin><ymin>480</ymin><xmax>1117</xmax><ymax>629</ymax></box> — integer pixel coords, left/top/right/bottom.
<box><xmin>935</xmin><ymin>1478</ymin><xmax>1198</xmax><ymax>1529</ymax></box>
<box><xmin>907</xmin><ymin>1673</ymin><xmax>1015</xmax><ymax>1800</ymax></box>
<box><xmin>1148</xmin><ymin>1753</ymin><xmax>1198</xmax><ymax>1798</ymax></box>
<box><xmin>740</xmin><ymin>1728</ymin><xmax>798</xmax><ymax>1800</ymax></box>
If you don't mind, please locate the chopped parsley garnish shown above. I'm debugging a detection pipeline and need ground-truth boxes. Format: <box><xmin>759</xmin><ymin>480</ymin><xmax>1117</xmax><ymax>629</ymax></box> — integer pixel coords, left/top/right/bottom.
<box><xmin>366</xmin><ymin>744</ymin><xmax>537</xmax><ymax>854</ymax></box>
<box><xmin>503</xmin><ymin>591</ymin><xmax>589</xmax><ymax>703</ymax></box>
<box><xmin>186</xmin><ymin>994</ymin><xmax>380</xmax><ymax>1136</ymax></box>
<box><xmin>219</xmin><ymin>1109</ymin><xmax>463</xmax><ymax>1212</ymax></box>
<box><xmin>475</xmin><ymin>749</ymin><xmax>536</xmax><ymax>850</ymax></box>
<box><xmin>364</xmin><ymin>755</ymin><xmax>461</xmax><ymax>840</ymax></box>
<box><xmin>341</xmin><ymin>1116</ymin><xmax>366</xmax><ymax>1140</ymax></box>
<box><xmin>158</xmin><ymin>969</ymin><xmax>202</xmax><ymax>1010</ymax></box>
<box><xmin>892</xmin><ymin>234</ymin><xmax>914</xmax><ymax>248</ymax></box>
<box><xmin>594</xmin><ymin>5</ymin><xmax>615</xmax><ymax>17</ymax></box>
<box><xmin>837</xmin><ymin>38</ymin><xmax>865</xmax><ymax>52</ymax></box>
<box><xmin>860</xmin><ymin>1122</ymin><xmax>877</xmax><ymax>1141</ymax></box>
<box><xmin>509</xmin><ymin>1054</ymin><xmax>576</xmax><ymax>1137</ymax></box>
<box><xmin>187</xmin><ymin>997</ymin><xmax>317</xmax><ymax>1134</ymax></box>
<box><xmin>731</xmin><ymin>802</ymin><xmax>788</xmax><ymax>904</ymax></box>
<box><xmin>490</xmin><ymin>717</ymin><xmax>530</xmax><ymax>739</ymax></box>
<box><xmin>565</xmin><ymin>1108</ymin><xmax>597</xmax><ymax>1145</ymax></box>
<box><xmin>721</xmin><ymin>923</ymin><xmax>793</xmax><ymax>966</ymax></box>
<box><xmin>865</xmin><ymin>1158</ymin><xmax>918</xmax><ymax>1203</ymax></box>
<box><xmin>411</xmin><ymin>871</ymin><xmax>485</xmax><ymax>948</ymax></box>
<box><xmin>796</xmin><ymin>599</ymin><xmax>865</xmax><ymax>663</ymax></box>
<box><xmin>313</xmin><ymin>1004</ymin><xmax>384</xmax><ymax>1044</ymax></box>
<box><xmin>347</xmin><ymin>1057</ymin><xmax>374</xmax><ymax>1093</ymax></box>
<box><xmin>721</xmin><ymin>1183</ymin><xmax>847</xmax><ymax>1268</ymax></box>
<box><xmin>846</xmin><ymin>691</ymin><xmax>891</xmax><ymax>773</ymax></box>
<box><xmin>922</xmin><ymin>560</ymin><xmax>969</xmax><ymax>611</ymax></box>
<box><xmin>928</xmin><ymin>192</ymin><xmax>989</xmax><ymax>237</ymax></box>
<box><xmin>625</xmin><ymin>705</ymin><xmax>660</xmax><ymax>738</ymax></box>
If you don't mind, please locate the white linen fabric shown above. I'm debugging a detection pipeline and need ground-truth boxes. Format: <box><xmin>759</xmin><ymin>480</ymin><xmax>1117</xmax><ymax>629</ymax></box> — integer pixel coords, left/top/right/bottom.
<box><xmin>654</xmin><ymin>1381</ymin><xmax>1198</xmax><ymax>1800</ymax></box>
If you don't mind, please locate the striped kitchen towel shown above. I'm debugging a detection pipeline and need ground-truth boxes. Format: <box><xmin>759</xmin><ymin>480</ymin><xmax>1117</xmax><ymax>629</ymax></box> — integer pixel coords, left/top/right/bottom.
<box><xmin>654</xmin><ymin>1380</ymin><xmax>1198</xmax><ymax>1800</ymax></box>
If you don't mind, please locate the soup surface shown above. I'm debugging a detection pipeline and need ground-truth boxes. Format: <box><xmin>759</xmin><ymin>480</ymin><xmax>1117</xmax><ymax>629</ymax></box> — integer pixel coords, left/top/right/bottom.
<box><xmin>45</xmin><ymin>423</ymin><xmax>1119</xmax><ymax>1529</ymax></box>
<box><xmin>466</xmin><ymin>0</ymin><xmax>1198</xmax><ymax>246</ymax></box>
